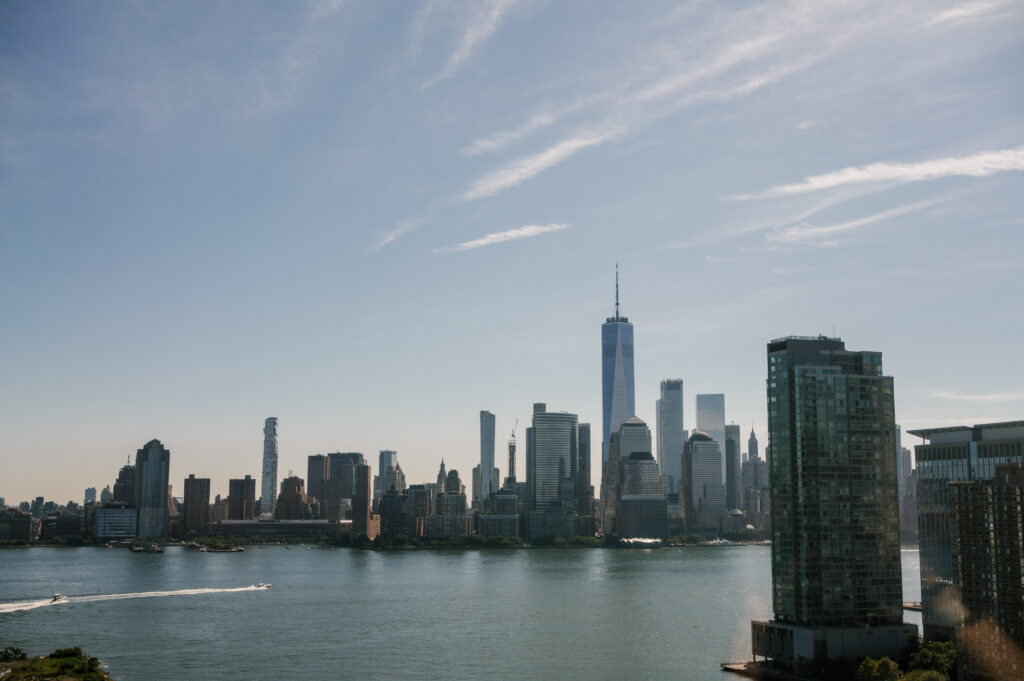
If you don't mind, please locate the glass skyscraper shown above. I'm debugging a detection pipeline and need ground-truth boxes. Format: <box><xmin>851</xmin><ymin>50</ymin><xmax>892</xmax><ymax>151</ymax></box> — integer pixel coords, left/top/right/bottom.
<box><xmin>260</xmin><ymin>417</ymin><xmax>279</xmax><ymax>518</ymax></box>
<box><xmin>696</xmin><ymin>394</ymin><xmax>725</xmax><ymax>481</ymax></box>
<box><xmin>601</xmin><ymin>269</ymin><xmax>634</xmax><ymax>463</ymax></box>
<box><xmin>134</xmin><ymin>439</ymin><xmax>170</xmax><ymax>538</ymax></box>
<box><xmin>656</xmin><ymin>379</ymin><xmax>684</xmax><ymax>493</ymax></box>
<box><xmin>751</xmin><ymin>336</ymin><xmax>914</xmax><ymax>669</ymax></box>
<box><xmin>525</xmin><ymin>403</ymin><xmax>579</xmax><ymax>514</ymax></box>
<box><xmin>907</xmin><ymin>420</ymin><xmax>1024</xmax><ymax>641</ymax></box>
<box><xmin>479</xmin><ymin>410</ymin><xmax>497</xmax><ymax>501</ymax></box>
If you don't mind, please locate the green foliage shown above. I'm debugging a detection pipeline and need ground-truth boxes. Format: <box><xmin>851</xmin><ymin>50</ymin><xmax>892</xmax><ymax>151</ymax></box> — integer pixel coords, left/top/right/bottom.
<box><xmin>720</xmin><ymin>528</ymin><xmax>765</xmax><ymax>541</ymax></box>
<box><xmin>904</xmin><ymin>670</ymin><xmax>948</xmax><ymax>681</ymax></box>
<box><xmin>910</xmin><ymin>641</ymin><xmax>956</xmax><ymax>678</ymax></box>
<box><xmin>856</xmin><ymin>656</ymin><xmax>901</xmax><ymax>681</ymax></box>
<box><xmin>51</xmin><ymin>646</ymin><xmax>86</xmax><ymax>658</ymax></box>
<box><xmin>0</xmin><ymin>646</ymin><xmax>27</xmax><ymax>661</ymax></box>
<box><xmin>566</xmin><ymin>535</ymin><xmax>601</xmax><ymax>547</ymax></box>
<box><xmin>352</xmin><ymin>532</ymin><xmax>372</xmax><ymax>549</ymax></box>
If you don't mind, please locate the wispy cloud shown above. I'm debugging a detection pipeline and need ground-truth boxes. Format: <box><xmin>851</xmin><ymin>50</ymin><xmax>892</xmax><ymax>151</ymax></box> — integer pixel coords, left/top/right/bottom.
<box><xmin>928</xmin><ymin>0</ymin><xmax>1013</xmax><ymax>25</ymax></box>
<box><xmin>373</xmin><ymin>219</ymin><xmax>420</xmax><ymax>252</ymax></box>
<box><xmin>461</xmin><ymin>129</ymin><xmax>621</xmax><ymax>200</ymax></box>
<box><xmin>931</xmin><ymin>390</ymin><xmax>1024</xmax><ymax>403</ymax></box>
<box><xmin>433</xmin><ymin>222</ymin><xmax>570</xmax><ymax>253</ymax></box>
<box><xmin>733</xmin><ymin>145</ymin><xmax>1024</xmax><ymax>199</ymax></box>
<box><xmin>421</xmin><ymin>0</ymin><xmax>521</xmax><ymax>90</ymax></box>
<box><xmin>768</xmin><ymin>197</ymin><xmax>944</xmax><ymax>243</ymax></box>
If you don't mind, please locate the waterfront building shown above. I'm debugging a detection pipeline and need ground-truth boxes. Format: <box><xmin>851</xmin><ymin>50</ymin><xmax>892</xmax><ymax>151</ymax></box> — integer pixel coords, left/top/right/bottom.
<box><xmin>210</xmin><ymin>496</ymin><xmax>229</xmax><ymax>523</ymax></box>
<box><xmin>134</xmin><ymin>439</ymin><xmax>170</xmax><ymax>538</ymax></box>
<box><xmin>577</xmin><ymin>423</ymin><xmax>593</xmax><ymax>517</ymax></box>
<box><xmin>260</xmin><ymin>417</ymin><xmax>279</xmax><ymax>518</ymax></box>
<box><xmin>684</xmin><ymin>431</ymin><xmax>724</xmax><ymax>533</ymax></box>
<box><xmin>479</xmin><ymin>411</ymin><xmax>499</xmax><ymax>503</ymax></box>
<box><xmin>618</xmin><ymin>451</ymin><xmax>666</xmax><ymax>539</ymax></box>
<box><xmin>429</xmin><ymin>469</ymin><xmax>470</xmax><ymax>539</ymax></box>
<box><xmin>307</xmin><ymin>454</ymin><xmax>329</xmax><ymax>506</ymax></box>
<box><xmin>725</xmin><ymin>424</ymin><xmax>741</xmax><ymax>510</ymax></box>
<box><xmin>182</xmin><ymin>474</ymin><xmax>211</xmax><ymax>535</ymax></box>
<box><xmin>602</xmin><ymin>416</ymin><xmax>653</xmax><ymax>537</ymax></box>
<box><xmin>525</xmin><ymin>403</ymin><xmax>579</xmax><ymax>514</ymax></box>
<box><xmin>99</xmin><ymin>486</ymin><xmax>112</xmax><ymax>504</ymax></box>
<box><xmin>0</xmin><ymin>508</ymin><xmax>33</xmax><ymax>541</ymax></box>
<box><xmin>950</xmin><ymin>463</ymin><xmax>1024</xmax><ymax>681</ymax></box>
<box><xmin>909</xmin><ymin>420</ymin><xmax>1024</xmax><ymax>641</ymax></box>
<box><xmin>208</xmin><ymin>518</ymin><xmax>346</xmax><ymax>539</ymax></box>
<box><xmin>94</xmin><ymin>503</ymin><xmax>137</xmax><ymax>539</ymax></box>
<box><xmin>326</xmin><ymin>452</ymin><xmax>364</xmax><ymax>521</ymax></box>
<box><xmin>228</xmin><ymin>475</ymin><xmax>256</xmax><ymax>520</ymax></box>
<box><xmin>274</xmin><ymin>476</ymin><xmax>313</xmax><ymax>520</ymax></box>
<box><xmin>656</xmin><ymin>379</ymin><xmax>684</xmax><ymax>494</ymax></box>
<box><xmin>696</xmin><ymin>394</ymin><xmax>725</xmax><ymax>481</ymax></box>
<box><xmin>751</xmin><ymin>336</ymin><xmax>914</xmax><ymax>670</ymax></box>
<box><xmin>352</xmin><ymin>463</ymin><xmax>380</xmax><ymax>539</ymax></box>
<box><xmin>84</xmin><ymin>487</ymin><xmax>96</xmax><ymax>506</ymax></box>
<box><xmin>601</xmin><ymin>267</ymin><xmax>635</xmax><ymax>464</ymax></box>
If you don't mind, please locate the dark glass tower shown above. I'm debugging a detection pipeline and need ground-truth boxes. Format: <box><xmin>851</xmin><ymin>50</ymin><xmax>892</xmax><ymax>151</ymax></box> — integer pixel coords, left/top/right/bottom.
<box><xmin>752</xmin><ymin>336</ymin><xmax>914</xmax><ymax>669</ymax></box>
<box><xmin>134</xmin><ymin>439</ymin><xmax>170</xmax><ymax>538</ymax></box>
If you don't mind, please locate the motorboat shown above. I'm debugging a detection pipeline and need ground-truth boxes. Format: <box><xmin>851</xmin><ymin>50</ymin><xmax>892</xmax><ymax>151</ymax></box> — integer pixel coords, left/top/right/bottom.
<box><xmin>51</xmin><ymin>593</ymin><xmax>66</xmax><ymax>602</ymax></box>
<box><xmin>256</xmin><ymin>583</ymin><xmax>271</xmax><ymax>590</ymax></box>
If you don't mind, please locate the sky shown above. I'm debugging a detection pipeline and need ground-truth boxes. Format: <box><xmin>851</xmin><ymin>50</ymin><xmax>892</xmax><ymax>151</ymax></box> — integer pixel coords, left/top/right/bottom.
<box><xmin>1</xmin><ymin>0</ymin><xmax>1022</xmax><ymax>504</ymax></box>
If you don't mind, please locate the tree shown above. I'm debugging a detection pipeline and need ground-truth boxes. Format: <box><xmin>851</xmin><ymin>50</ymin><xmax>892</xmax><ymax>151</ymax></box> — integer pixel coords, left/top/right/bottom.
<box><xmin>904</xmin><ymin>670</ymin><xmax>947</xmax><ymax>681</ymax></box>
<box><xmin>910</xmin><ymin>641</ymin><xmax>956</xmax><ymax>678</ymax></box>
<box><xmin>857</xmin><ymin>657</ymin><xmax>901</xmax><ymax>681</ymax></box>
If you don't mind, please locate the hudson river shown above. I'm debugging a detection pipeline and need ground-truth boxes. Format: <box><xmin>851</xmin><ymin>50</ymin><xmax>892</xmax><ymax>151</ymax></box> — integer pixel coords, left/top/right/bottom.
<box><xmin>0</xmin><ymin>545</ymin><xmax>922</xmax><ymax>680</ymax></box>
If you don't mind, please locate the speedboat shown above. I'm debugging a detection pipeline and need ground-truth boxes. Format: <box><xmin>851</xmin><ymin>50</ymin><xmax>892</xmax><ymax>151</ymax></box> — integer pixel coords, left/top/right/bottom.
<box><xmin>256</xmin><ymin>583</ymin><xmax>271</xmax><ymax>590</ymax></box>
<box><xmin>51</xmin><ymin>593</ymin><xmax>66</xmax><ymax>602</ymax></box>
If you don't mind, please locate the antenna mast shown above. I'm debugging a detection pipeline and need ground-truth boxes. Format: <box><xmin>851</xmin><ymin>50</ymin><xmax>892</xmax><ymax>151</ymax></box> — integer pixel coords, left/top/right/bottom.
<box><xmin>615</xmin><ymin>263</ymin><xmax>620</xmax><ymax>318</ymax></box>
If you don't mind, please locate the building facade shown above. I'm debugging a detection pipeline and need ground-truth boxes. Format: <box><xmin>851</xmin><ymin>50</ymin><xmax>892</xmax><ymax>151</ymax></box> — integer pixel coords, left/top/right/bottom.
<box><xmin>618</xmin><ymin>451</ymin><xmax>666</xmax><ymax>539</ymax></box>
<box><xmin>696</xmin><ymin>394</ymin><xmax>726</xmax><ymax>481</ymax></box>
<box><xmin>909</xmin><ymin>420</ymin><xmax>1024</xmax><ymax>641</ymax></box>
<box><xmin>260</xmin><ymin>417</ymin><xmax>279</xmax><ymax>518</ymax></box>
<box><xmin>228</xmin><ymin>475</ymin><xmax>256</xmax><ymax>520</ymax></box>
<box><xmin>134</xmin><ymin>439</ymin><xmax>170</xmax><ymax>538</ymax></box>
<box><xmin>526</xmin><ymin>403</ymin><xmax>579</xmax><ymax>514</ymax></box>
<box><xmin>950</xmin><ymin>463</ymin><xmax>1024</xmax><ymax>681</ymax></box>
<box><xmin>725</xmin><ymin>424</ymin><xmax>742</xmax><ymax>511</ymax></box>
<box><xmin>656</xmin><ymin>379</ymin><xmax>684</xmax><ymax>494</ymax></box>
<box><xmin>479</xmin><ymin>411</ymin><xmax>499</xmax><ymax>502</ymax></box>
<box><xmin>601</xmin><ymin>269</ymin><xmax>635</xmax><ymax>464</ymax></box>
<box><xmin>751</xmin><ymin>336</ymin><xmax>914</xmax><ymax>670</ymax></box>
<box><xmin>182</xmin><ymin>474</ymin><xmax>211</xmax><ymax>535</ymax></box>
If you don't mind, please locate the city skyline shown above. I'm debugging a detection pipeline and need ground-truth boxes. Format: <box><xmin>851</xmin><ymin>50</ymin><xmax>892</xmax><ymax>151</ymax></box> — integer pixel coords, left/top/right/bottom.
<box><xmin>3</xmin><ymin>2</ymin><xmax>1023</xmax><ymax>503</ymax></box>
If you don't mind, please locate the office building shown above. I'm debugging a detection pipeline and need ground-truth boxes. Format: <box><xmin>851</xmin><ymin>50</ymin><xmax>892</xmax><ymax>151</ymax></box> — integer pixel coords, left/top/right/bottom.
<box><xmin>725</xmin><ymin>424</ymin><xmax>742</xmax><ymax>510</ymax></box>
<box><xmin>602</xmin><ymin>416</ymin><xmax>653</xmax><ymax>536</ymax></box>
<box><xmin>479</xmin><ymin>411</ymin><xmax>499</xmax><ymax>502</ymax></box>
<box><xmin>685</xmin><ymin>431</ymin><xmax>725</xmax><ymax>533</ymax></box>
<box><xmin>99</xmin><ymin>486</ymin><xmax>112</xmax><ymax>504</ymax></box>
<box><xmin>352</xmin><ymin>463</ymin><xmax>380</xmax><ymax>539</ymax></box>
<box><xmin>751</xmin><ymin>336</ymin><xmax>914</xmax><ymax>669</ymax></box>
<box><xmin>656</xmin><ymin>379</ymin><xmax>684</xmax><ymax>493</ymax></box>
<box><xmin>748</xmin><ymin>428</ymin><xmax>759</xmax><ymax>461</ymax></box>
<box><xmin>274</xmin><ymin>476</ymin><xmax>313</xmax><ymax>520</ymax></box>
<box><xmin>326</xmin><ymin>452</ymin><xmax>364</xmax><ymax>521</ymax></box>
<box><xmin>950</xmin><ymin>463</ymin><xmax>1024</xmax><ymax>681</ymax></box>
<box><xmin>526</xmin><ymin>403</ymin><xmax>579</xmax><ymax>514</ymax></box>
<box><xmin>112</xmin><ymin>464</ymin><xmax>136</xmax><ymax>505</ymax></box>
<box><xmin>307</xmin><ymin>454</ymin><xmax>329</xmax><ymax>505</ymax></box>
<box><xmin>182</xmin><ymin>474</ymin><xmax>211</xmax><ymax>535</ymax></box>
<box><xmin>601</xmin><ymin>267</ymin><xmax>635</xmax><ymax>463</ymax></box>
<box><xmin>228</xmin><ymin>475</ymin><xmax>256</xmax><ymax>520</ymax></box>
<box><xmin>94</xmin><ymin>504</ymin><xmax>137</xmax><ymax>539</ymax></box>
<box><xmin>260</xmin><ymin>417</ymin><xmax>279</xmax><ymax>518</ymax></box>
<box><xmin>84</xmin><ymin>487</ymin><xmax>97</xmax><ymax>506</ymax></box>
<box><xmin>618</xmin><ymin>451</ymin><xmax>666</xmax><ymax>539</ymax></box>
<box><xmin>134</xmin><ymin>439</ymin><xmax>171</xmax><ymax>538</ymax></box>
<box><xmin>373</xmin><ymin>451</ymin><xmax>402</xmax><ymax>501</ymax></box>
<box><xmin>696</xmin><ymin>394</ymin><xmax>726</xmax><ymax>480</ymax></box>
<box><xmin>577</xmin><ymin>422</ymin><xmax>593</xmax><ymax>516</ymax></box>
<box><xmin>428</xmin><ymin>469</ymin><xmax>470</xmax><ymax>539</ymax></box>
<box><xmin>909</xmin><ymin>420</ymin><xmax>1024</xmax><ymax>641</ymax></box>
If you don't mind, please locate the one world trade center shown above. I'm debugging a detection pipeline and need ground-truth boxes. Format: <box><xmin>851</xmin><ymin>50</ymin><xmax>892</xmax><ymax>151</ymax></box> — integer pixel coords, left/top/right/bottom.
<box><xmin>601</xmin><ymin>267</ymin><xmax>635</xmax><ymax>462</ymax></box>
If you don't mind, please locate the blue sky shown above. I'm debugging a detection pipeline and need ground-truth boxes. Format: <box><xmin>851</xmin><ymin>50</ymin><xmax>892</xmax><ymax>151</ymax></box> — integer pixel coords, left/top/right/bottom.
<box><xmin>2</xmin><ymin>0</ymin><xmax>1022</xmax><ymax>503</ymax></box>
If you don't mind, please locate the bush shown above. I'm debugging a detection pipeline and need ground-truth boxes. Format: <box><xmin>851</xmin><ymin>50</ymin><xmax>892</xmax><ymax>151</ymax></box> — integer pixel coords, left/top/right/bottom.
<box><xmin>51</xmin><ymin>646</ymin><xmax>85</xmax><ymax>658</ymax></box>
<box><xmin>904</xmin><ymin>670</ymin><xmax>947</xmax><ymax>681</ymax></box>
<box><xmin>0</xmin><ymin>646</ymin><xmax>27</xmax><ymax>661</ymax></box>
<box><xmin>910</xmin><ymin>641</ymin><xmax>957</xmax><ymax>678</ymax></box>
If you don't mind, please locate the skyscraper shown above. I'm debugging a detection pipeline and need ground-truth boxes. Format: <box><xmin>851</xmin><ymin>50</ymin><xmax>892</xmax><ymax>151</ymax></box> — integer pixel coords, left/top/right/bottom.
<box><xmin>260</xmin><ymin>417</ymin><xmax>278</xmax><ymax>518</ymax></box>
<box><xmin>373</xmin><ymin>450</ymin><xmax>398</xmax><ymax>501</ymax></box>
<box><xmin>182</xmin><ymin>474</ymin><xmax>210</xmax><ymax>535</ymax></box>
<box><xmin>618</xmin><ymin>451</ymin><xmax>666</xmax><ymax>540</ymax></box>
<box><xmin>134</xmin><ymin>439</ymin><xmax>170</xmax><ymax>538</ymax></box>
<box><xmin>908</xmin><ymin>420</ymin><xmax>1024</xmax><ymax>641</ymax></box>
<box><xmin>601</xmin><ymin>267</ymin><xmax>635</xmax><ymax>463</ymax></box>
<box><xmin>724</xmin><ymin>424</ymin><xmax>741</xmax><ymax>511</ymax></box>
<box><xmin>526</xmin><ymin>403</ymin><xmax>579</xmax><ymax>514</ymax></box>
<box><xmin>228</xmin><ymin>475</ymin><xmax>256</xmax><ymax>520</ymax></box>
<box><xmin>696</xmin><ymin>394</ymin><xmax>725</xmax><ymax>480</ymax></box>
<box><xmin>577</xmin><ymin>422</ymin><xmax>592</xmax><ymax>516</ymax></box>
<box><xmin>479</xmin><ymin>411</ymin><xmax>498</xmax><ymax>501</ymax></box>
<box><xmin>603</xmin><ymin>416</ymin><xmax>652</xmax><ymax>536</ymax></box>
<box><xmin>656</xmin><ymin>379</ymin><xmax>684</xmax><ymax>493</ymax></box>
<box><xmin>748</xmin><ymin>427</ymin><xmax>759</xmax><ymax>461</ymax></box>
<box><xmin>751</xmin><ymin>336</ymin><xmax>914</xmax><ymax>669</ymax></box>
<box><xmin>307</xmin><ymin>454</ymin><xmax>329</xmax><ymax>505</ymax></box>
<box><xmin>684</xmin><ymin>431</ymin><xmax>724</xmax><ymax>533</ymax></box>
<box><xmin>83</xmin><ymin>487</ymin><xmax>96</xmax><ymax>506</ymax></box>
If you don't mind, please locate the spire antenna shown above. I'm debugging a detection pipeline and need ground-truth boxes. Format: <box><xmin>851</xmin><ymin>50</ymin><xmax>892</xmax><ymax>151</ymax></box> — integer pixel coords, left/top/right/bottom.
<box><xmin>615</xmin><ymin>263</ymin><xmax>620</xmax><ymax>318</ymax></box>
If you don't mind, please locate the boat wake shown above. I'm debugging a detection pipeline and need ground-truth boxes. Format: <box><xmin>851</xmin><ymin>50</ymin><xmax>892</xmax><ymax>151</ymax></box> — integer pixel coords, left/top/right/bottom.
<box><xmin>0</xmin><ymin>585</ymin><xmax>267</xmax><ymax>614</ymax></box>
